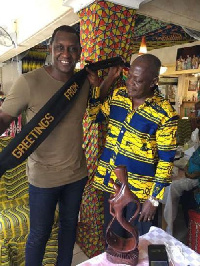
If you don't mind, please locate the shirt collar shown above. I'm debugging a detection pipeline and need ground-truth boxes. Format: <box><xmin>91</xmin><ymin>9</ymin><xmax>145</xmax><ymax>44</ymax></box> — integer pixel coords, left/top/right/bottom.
<box><xmin>144</xmin><ymin>86</ymin><xmax>162</xmax><ymax>105</ymax></box>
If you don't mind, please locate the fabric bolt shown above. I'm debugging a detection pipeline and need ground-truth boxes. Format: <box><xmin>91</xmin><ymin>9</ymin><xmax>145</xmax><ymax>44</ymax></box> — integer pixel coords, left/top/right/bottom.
<box><xmin>0</xmin><ymin>137</ymin><xmax>59</xmax><ymax>266</ymax></box>
<box><xmin>76</xmin><ymin>114</ymin><xmax>107</xmax><ymax>257</ymax></box>
<box><xmin>188</xmin><ymin>209</ymin><xmax>200</xmax><ymax>254</ymax></box>
<box><xmin>4</xmin><ymin>115</ymin><xmax>22</xmax><ymax>137</ymax></box>
<box><xmin>89</xmin><ymin>86</ymin><xmax>178</xmax><ymax>201</ymax></box>
<box><xmin>132</xmin><ymin>14</ymin><xmax>196</xmax><ymax>55</ymax></box>
<box><xmin>78</xmin><ymin>1</ymin><xmax>136</xmax><ymax>63</ymax></box>
<box><xmin>176</xmin><ymin>118</ymin><xmax>192</xmax><ymax>145</ymax></box>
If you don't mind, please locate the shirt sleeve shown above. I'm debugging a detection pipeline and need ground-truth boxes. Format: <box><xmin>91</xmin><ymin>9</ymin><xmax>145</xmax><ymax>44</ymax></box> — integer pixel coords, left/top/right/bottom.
<box><xmin>1</xmin><ymin>75</ymin><xmax>30</xmax><ymax>117</ymax></box>
<box><xmin>150</xmin><ymin>114</ymin><xmax>179</xmax><ymax>199</ymax></box>
<box><xmin>87</xmin><ymin>86</ymin><xmax>112</xmax><ymax>122</ymax></box>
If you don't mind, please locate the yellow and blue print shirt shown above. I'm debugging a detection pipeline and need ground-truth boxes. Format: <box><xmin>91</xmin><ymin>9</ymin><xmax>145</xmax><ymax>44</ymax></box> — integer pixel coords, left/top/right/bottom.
<box><xmin>88</xmin><ymin>87</ymin><xmax>178</xmax><ymax>202</ymax></box>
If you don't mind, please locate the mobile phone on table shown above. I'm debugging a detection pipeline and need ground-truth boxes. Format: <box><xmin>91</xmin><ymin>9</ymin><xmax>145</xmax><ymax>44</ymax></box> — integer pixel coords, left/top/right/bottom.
<box><xmin>148</xmin><ymin>244</ymin><xmax>169</xmax><ymax>266</ymax></box>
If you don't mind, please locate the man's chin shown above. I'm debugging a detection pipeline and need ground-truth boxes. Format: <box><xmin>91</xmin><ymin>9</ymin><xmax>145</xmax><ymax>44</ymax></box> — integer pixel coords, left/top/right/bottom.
<box><xmin>128</xmin><ymin>92</ymin><xmax>136</xmax><ymax>98</ymax></box>
<box><xmin>60</xmin><ymin>66</ymin><xmax>74</xmax><ymax>74</ymax></box>
<box><xmin>58</xmin><ymin>62</ymin><xmax>75</xmax><ymax>72</ymax></box>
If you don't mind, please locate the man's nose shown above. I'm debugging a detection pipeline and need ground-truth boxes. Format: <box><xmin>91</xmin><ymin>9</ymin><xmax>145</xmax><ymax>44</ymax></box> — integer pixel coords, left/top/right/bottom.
<box><xmin>126</xmin><ymin>78</ymin><xmax>133</xmax><ymax>85</ymax></box>
<box><xmin>61</xmin><ymin>47</ymin><xmax>71</xmax><ymax>56</ymax></box>
<box><xmin>127</xmin><ymin>79</ymin><xmax>136</xmax><ymax>86</ymax></box>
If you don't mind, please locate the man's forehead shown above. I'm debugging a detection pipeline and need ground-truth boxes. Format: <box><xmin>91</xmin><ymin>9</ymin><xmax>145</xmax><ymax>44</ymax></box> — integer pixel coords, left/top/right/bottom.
<box><xmin>130</xmin><ymin>62</ymin><xmax>148</xmax><ymax>72</ymax></box>
<box><xmin>54</xmin><ymin>31</ymin><xmax>79</xmax><ymax>43</ymax></box>
<box><xmin>131</xmin><ymin>58</ymin><xmax>150</xmax><ymax>66</ymax></box>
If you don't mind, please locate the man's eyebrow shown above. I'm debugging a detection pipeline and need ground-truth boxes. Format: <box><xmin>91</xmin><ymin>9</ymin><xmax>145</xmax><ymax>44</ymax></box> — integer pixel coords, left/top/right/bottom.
<box><xmin>54</xmin><ymin>43</ymin><xmax>78</xmax><ymax>47</ymax></box>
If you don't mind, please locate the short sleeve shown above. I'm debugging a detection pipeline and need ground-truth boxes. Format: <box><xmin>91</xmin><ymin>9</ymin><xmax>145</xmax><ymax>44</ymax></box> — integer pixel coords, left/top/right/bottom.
<box><xmin>1</xmin><ymin>75</ymin><xmax>30</xmax><ymax>117</ymax></box>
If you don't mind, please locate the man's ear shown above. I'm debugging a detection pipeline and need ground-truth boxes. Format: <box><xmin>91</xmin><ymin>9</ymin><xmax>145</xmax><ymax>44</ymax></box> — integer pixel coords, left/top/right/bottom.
<box><xmin>150</xmin><ymin>77</ymin><xmax>159</xmax><ymax>87</ymax></box>
<box><xmin>49</xmin><ymin>44</ymin><xmax>52</xmax><ymax>55</ymax></box>
<box><xmin>155</xmin><ymin>76</ymin><xmax>159</xmax><ymax>84</ymax></box>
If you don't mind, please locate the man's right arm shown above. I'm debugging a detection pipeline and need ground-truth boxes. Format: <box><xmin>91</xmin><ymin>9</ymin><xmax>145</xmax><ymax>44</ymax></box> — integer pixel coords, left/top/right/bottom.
<box><xmin>87</xmin><ymin>66</ymin><xmax>123</xmax><ymax>122</ymax></box>
<box><xmin>99</xmin><ymin>66</ymin><xmax>123</xmax><ymax>101</ymax></box>
<box><xmin>0</xmin><ymin>109</ymin><xmax>15</xmax><ymax>135</ymax></box>
<box><xmin>0</xmin><ymin>75</ymin><xmax>30</xmax><ymax>136</ymax></box>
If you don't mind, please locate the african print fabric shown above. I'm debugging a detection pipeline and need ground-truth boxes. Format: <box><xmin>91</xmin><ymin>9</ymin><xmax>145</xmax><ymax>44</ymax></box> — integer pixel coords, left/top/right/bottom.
<box><xmin>79</xmin><ymin>0</ymin><xmax>136</xmax><ymax>63</ymax></box>
<box><xmin>4</xmin><ymin>115</ymin><xmax>22</xmax><ymax>137</ymax></box>
<box><xmin>0</xmin><ymin>137</ymin><xmax>59</xmax><ymax>266</ymax></box>
<box><xmin>129</xmin><ymin>14</ymin><xmax>196</xmax><ymax>55</ymax></box>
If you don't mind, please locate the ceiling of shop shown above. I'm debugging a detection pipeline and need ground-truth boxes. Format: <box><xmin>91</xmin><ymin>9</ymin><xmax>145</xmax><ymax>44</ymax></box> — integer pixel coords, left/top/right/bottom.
<box><xmin>0</xmin><ymin>0</ymin><xmax>199</xmax><ymax>63</ymax></box>
<box><xmin>0</xmin><ymin>0</ymin><xmax>79</xmax><ymax>63</ymax></box>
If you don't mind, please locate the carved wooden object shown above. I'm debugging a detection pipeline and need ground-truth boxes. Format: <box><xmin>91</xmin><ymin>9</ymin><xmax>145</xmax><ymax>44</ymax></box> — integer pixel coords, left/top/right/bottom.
<box><xmin>106</xmin><ymin>165</ymin><xmax>141</xmax><ymax>265</ymax></box>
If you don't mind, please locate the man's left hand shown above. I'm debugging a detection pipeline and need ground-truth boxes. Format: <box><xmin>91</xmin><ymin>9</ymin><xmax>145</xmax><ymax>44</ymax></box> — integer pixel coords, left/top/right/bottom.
<box><xmin>138</xmin><ymin>199</ymin><xmax>157</xmax><ymax>222</ymax></box>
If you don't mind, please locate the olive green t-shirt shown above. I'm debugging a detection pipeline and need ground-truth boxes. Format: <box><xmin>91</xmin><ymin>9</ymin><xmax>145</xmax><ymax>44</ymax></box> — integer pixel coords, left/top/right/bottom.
<box><xmin>1</xmin><ymin>67</ymin><xmax>90</xmax><ymax>188</ymax></box>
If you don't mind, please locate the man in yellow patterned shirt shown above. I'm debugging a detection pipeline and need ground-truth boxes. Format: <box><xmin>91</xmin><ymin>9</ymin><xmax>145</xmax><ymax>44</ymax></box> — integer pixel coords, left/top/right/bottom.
<box><xmin>88</xmin><ymin>54</ymin><xmax>178</xmax><ymax>236</ymax></box>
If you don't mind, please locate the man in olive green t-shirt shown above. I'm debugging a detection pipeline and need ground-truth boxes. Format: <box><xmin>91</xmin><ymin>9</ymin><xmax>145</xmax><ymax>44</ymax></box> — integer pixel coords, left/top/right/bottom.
<box><xmin>0</xmin><ymin>25</ymin><xmax>101</xmax><ymax>266</ymax></box>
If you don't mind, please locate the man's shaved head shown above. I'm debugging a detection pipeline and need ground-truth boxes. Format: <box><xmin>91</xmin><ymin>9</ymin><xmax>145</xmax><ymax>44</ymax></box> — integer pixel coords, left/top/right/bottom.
<box><xmin>131</xmin><ymin>54</ymin><xmax>161</xmax><ymax>78</ymax></box>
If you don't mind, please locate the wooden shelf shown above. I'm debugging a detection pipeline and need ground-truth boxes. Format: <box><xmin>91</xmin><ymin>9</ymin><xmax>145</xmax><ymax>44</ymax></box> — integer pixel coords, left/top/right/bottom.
<box><xmin>182</xmin><ymin>101</ymin><xmax>197</xmax><ymax>103</ymax></box>
<box><xmin>171</xmin><ymin>69</ymin><xmax>200</xmax><ymax>75</ymax></box>
<box><xmin>180</xmin><ymin>101</ymin><xmax>196</xmax><ymax>118</ymax></box>
<box><xmin>162</xmin><ymin>67</ymin><xmax>200</xmax><ymax>77</ymax></box>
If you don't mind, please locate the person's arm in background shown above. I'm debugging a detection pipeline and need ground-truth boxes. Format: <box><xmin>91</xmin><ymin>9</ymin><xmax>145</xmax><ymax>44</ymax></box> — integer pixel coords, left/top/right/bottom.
<box><xmin>139</xmin><ymin>112</ymin><xmax>179</xmax><ymax>222</ymax></box>
<box><xmin>0</xmin><ymin>75</ymin><xmax>30</xmax><ymax>136</ymax></box>
<box><xmin>86</xmin><ymin>66</ymin><xmax>123</xmax><ymax>122</ymax></box>
<box><xmin>0</xmin><ymin>109</ymin><xmax>15</xmax><ymax>135</ymax></box>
